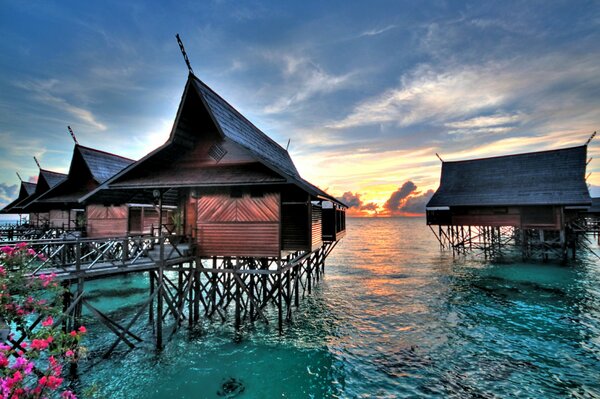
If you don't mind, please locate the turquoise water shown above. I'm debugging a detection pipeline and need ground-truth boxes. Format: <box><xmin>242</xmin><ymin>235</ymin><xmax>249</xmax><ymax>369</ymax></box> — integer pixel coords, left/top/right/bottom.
<box><xmin>76</xmin><ymin>218</ymin><xmax>600</xmax><ymax>398</ymax></box>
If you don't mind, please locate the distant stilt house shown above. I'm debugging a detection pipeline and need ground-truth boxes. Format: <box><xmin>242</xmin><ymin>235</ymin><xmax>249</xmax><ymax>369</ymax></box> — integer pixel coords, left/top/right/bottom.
<box><xmin>582</xmin><ymin>197</ymin><xmax>600</xmax><ymax>243</ymax></box>
<box><xmin>0</xmin><ymin>180</ymin><xmax>37</xmax><ymax>221</ymax></box>
<box><xmin>83</xmin><ymin>73</ymin><xmax>347</xmax><ymax>256</ymax></box>
<box><xmin>23</xmin><ymin>145</ymin><xmax>135</xmax><ymax>233</ymax></box>
<box><xmin>11</xmin><ymin>169</ymin><xmax>67</xmax><ymax>226</ymax></box>
<box><xmin>426</xmin><ymin>145</ymin><xmax>592</xmax><ymax>260</ymax></box>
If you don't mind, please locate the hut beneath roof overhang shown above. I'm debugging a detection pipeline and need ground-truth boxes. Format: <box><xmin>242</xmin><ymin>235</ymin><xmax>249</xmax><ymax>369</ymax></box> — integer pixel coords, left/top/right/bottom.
<box><xmin>82</xmin><ymin>73</ymin><xmax>347</xmax><ymax>256</ymax></box>
<box><xmin>23</xmin><ymin>144</ymin><xmax>136</xmax><ymax>233</ymax></box>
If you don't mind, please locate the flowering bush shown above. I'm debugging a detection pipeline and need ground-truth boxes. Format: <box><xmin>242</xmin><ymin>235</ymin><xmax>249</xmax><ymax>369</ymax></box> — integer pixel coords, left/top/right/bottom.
<box><xmin>0</xmin><ymin>243</ymin><xmax>85</xmax><ymax>399</ymax></box>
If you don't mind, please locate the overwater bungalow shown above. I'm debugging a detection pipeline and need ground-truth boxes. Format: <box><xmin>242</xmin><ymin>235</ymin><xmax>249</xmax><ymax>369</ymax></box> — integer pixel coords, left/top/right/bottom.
<box><xmin>426</xmin><ymin>145</ymin><xmax>592</xmax><ymax>259</ymax></box>
<box><xmin>23</xmin><ymin>144</ymin><xmax>134</xmax><ymax>233</ymax></box>
<box><xmin>0</xmin><ymin>179</ymin><xmax>36</xmax><ymax>216</ymax></box>
<box><xmin>13</xmin><ymin>168</ymin><xmax>67</xmax><ymax>226</ymax></box>
<box><xmin>82</xmin><ymin>72</ymin><xmax>347</xmax><ymax>256</ymax></box>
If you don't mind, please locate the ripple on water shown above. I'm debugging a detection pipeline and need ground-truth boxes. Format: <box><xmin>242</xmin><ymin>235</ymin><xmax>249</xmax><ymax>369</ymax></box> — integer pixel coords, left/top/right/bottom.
<box><xmin>77</xmin><ymin>218</ymin><xmax>600</xmax><ymax>398</ymax></box>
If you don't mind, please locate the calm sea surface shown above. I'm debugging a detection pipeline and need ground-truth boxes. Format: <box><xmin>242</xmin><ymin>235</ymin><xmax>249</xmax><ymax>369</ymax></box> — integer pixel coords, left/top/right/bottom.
<box><xmin>78</xmin><ymin>217</ymin><xmax>600</xmax><ymax>398</ymax></box>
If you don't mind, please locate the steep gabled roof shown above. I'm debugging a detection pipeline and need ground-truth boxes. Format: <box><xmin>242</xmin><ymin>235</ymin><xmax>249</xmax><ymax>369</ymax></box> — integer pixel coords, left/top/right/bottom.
<box><xmin>82</xmin><ymin>73</ymin><xmax>344</xmax><ymax>207</ymax></box>
<box><xmin>23</xmin><ymin>182</ymin><xmax>36</xmax><ymax>196</ymax></box>
<box><xmin>427</xmin><ymin>145</ymin><xmax>591</xmax><ymax>208</ymax></box>
<box><xmin>10</xmin><ymin>169</ymin><xmax>68</xmax><ymax>211</ymax></box>
<box><xmin>0</xmin><ymin>181</ymin><xmax>36</xmax><ymax>213</ymax></box>
<box><xmin>78</xmin><ymin>145</ymin><xmax>134</xmax><ymax>184</ymax></box>
<box><xmin>25</xmin><ymin>145</ymin><xmax>134</xmax><ymax>210</ymax></box>
<box><xmin>40</xmin><ymin>170</ymin><xmax>67</xmax><ymax>189</ymax></box>
<box><xmin>191</xmin><ymin>76</ymin><xmax>340</xmax><ymax>204</ymax></box>
<box><xmin>192</xmin><ymin>77</ymin><xmax>299</xmax><ymax>179</ymax></box>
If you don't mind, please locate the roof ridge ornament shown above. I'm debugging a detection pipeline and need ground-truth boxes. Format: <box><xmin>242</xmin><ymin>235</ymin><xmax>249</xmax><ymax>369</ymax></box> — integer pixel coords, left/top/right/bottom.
<box><xmin>176</xmin><ymin>33</ymin><xmax>194</xmax><ymax>76</ymax></box>
<box><xmin>586</xmin><ymin>131</ymin><xmax>596</xmax><ymax>146</ymax></box>
<box><xmin>68</xmin><ymin>125</ymin><xmax>79</xmax><ymax>145</ymax></box>
<box><xmin>16</xmin><ymin>172</ymin><xmax>22</xmax><ymax>182</ymax></box>
<box><xmin>436</xmin><ymin>153</ymin><xmax>444</xmax><ymax>162</ymax></box>
<box><xmin>33</xmin><ymin>156</ymin><xmax>41</xmax><ymax>169</ymax></box>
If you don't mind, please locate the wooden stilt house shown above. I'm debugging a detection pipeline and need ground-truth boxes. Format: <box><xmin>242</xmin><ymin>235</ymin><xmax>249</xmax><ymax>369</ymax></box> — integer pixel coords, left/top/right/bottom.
<box><xmin>0</xmin><ymin>180</ymin><xmax>37</xmax><ymax>217</ymax></box>
<box><xmin>426</xmin><ymin>145</ymin><xmax>591</xmax><ymax>228</ymax></box>
<box><xmin>14</xmin><ymin>169</ymin><xmax>67</xmax><ymax>226</ymax></box>
<box><xmin>23</xmin><ymin>145</ymin><xmax>135</xmax><ymax>232</ymax></box>
<box><xmin>426</xmin><ymin>145</ymin><xmax>592</xmax><ymax>258</ymax></box>
<box><xmin>82</xmin><ymin>73</ymin><xmax>347</xmax><ymax>256</ymax></box>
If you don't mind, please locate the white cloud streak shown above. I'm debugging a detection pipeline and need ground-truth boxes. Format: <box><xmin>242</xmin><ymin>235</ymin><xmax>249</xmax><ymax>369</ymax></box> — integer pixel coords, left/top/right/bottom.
<box><xmin>326</xmin><ymin>52</ymin><xmax>600</xmax><ymax>134</ymax></box>
<box><xmin>262</xmin><ymin>53</ymin><xmax>355</xmax><ymax>114</ymax></box>
<box><xmin>15</xmin><ymin>79</ymin><xmax>107</xmax><ymax>131</ymax></box>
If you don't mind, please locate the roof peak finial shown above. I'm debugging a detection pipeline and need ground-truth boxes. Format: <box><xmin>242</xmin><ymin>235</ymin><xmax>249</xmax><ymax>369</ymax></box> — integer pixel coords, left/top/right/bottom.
<box><xmin>16</xmin><ymin>172</ymin><xmax>22</xmax><ymax>182</ymax></box>
<box><xmin>176</xmin><ymin>33</ymin><xmax>194</xmax><ymax>76</ymax></box>
<box><xmin>586</xmin><ymin>131</ymin><xmax>596</xmax><ymax>146</ymax></box>
<box><xmin>68</xmin><ymin>125</ymin><xmax>79</xmax><ymax>145</ymax></box>
<box><xmin>33</xmin><ymin>156</ymin><xmax>41</xmax><ymax>169</ymax></box>
<box><xmin>436</xmin><ymin>153</ymin><xmax>444</xmax><ymax>162</ymax></box>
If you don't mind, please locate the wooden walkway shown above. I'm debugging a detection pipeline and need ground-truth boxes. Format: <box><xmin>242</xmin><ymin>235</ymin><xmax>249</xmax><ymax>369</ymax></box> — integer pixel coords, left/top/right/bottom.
<box><xmin>1</xmin><ymin>234</ymin><xmax>338</xmax><ymax>358</ymax></box>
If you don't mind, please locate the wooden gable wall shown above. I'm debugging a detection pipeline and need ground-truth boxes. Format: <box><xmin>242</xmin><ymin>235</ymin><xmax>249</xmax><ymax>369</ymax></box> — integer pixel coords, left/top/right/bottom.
<box><xmin>86</xmin><ymin>204</ymin><xmax>128</xmax><ymax>238</ymax></box>
<box><xmin>189</xmin><ymin>189</ymin><xmax>281</xmax><ymax>257</ymax></box>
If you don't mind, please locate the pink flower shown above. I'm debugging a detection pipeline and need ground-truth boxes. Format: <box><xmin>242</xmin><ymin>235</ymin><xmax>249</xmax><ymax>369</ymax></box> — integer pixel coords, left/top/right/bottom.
<box><xmin>41</xmin><ymin>316</ymin><xmax>54</xmax><ymax>327</ymax></box>
<box><xmin>0</xmin><ymin>246</ymin><xmax>13</xmax><ymax>254</ymax></box>
<box><xmin>61</xmin><ymin>390</ymin><xmax>78</xmax><ymax>399</ymax></box>
<box><xmin>27</xmin><ymin>248</ymin><xmax>37</xmax><ymax>256</ymax></box>
<box><xmin>69</xmin><ymin>331</ymin><xmax>77</xmax><ymax>337</ymax></box>
<box><xmin>78</xmin><ymin>326</ymin><xmax>86</xmax><ymax>334</ymax></box>
<box><xmin>65</xmin><ymin>349</ymin><xmax>74</xmax><ymax>357</ymax></box>
<box><xmin>30</xmin><ymin>338</ymin><xmax>49</xmax><ymax>350</ymax></box>
<box><xmin>15</xmin><ymin>242</ymin><xmax>28</xmax><ymax>249</ymax></box>
<box><xmin>39</xmin><ymin>375</ymin><xmax>63</xmax><ymax>389</ymax></box>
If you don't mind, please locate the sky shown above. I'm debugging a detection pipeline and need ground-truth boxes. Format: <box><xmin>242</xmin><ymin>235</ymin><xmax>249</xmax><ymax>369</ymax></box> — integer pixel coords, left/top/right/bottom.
<box><xmin>0</xmin><ymin>0</ymin><xmax>599</xmax><ymax>217</ymax></box>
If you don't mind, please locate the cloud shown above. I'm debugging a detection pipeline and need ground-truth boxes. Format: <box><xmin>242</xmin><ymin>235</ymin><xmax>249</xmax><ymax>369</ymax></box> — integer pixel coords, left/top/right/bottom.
<box><xmin>262</xmin><ymin>53</ymin><xmax>355</xmax><ymax>114</ymax></box>
<box><xmin>326</xmin><ymin>52</ymin><xmax>600</xmax><ymax>132</ymax></box>
<box><xmin>383</xmin><ymin>181</ymin><xmax>417</xmax><ymax>212</ymax></box>
<box><xmin>338</xmin><ymin>191</ymin><xmax>361</xmax><ymax>208</ymax></box>
<box><xmin>15</xmin><ymin>79</ymin><xmax>107</xmax><ymax>131</ymax></box>
<box><xmin>400</xmin><ymin>189</ymin><xmax>434</xmax><ymax>214</ymax></box>
<box><xmin>0</xmin><ymin>183</ymin><xmax>18</xmax><ymax>207</ymax></box>
<box><xmin>337</xmin><ymin>191</ymin><xmax>380</xmax><ymax>216</ymax></box>
<box><xmin>382</xmin><ymin>181</ymin><xmax>434</xmax><ymax>216</ymax></box>
<box><xmin>445</xmin><ymin>113</ymin><xmax>522</xmax><ymax>135</ymax></box>
<box><xmin>359</xmin><ymin>24</ymin><xmax>397</xmax><ymax>38</ymax></box>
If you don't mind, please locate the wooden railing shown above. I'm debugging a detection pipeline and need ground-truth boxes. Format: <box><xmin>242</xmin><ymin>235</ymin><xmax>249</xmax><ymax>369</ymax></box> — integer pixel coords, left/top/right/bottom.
<box><xmin>1</xmin><ymin>234</ymin><xmax>193</xmax><ymax>279</ymax></box>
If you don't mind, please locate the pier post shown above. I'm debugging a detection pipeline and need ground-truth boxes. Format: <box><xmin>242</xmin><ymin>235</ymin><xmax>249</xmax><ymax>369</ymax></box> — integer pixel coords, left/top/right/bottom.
<box><xmin>156</xmin><ymin>192</ymin><xmax>164</xmax><ymax>350</ymax></box>
<box><xmin>149</xmin><ymin>271</ymin><xmax>155</xmax><ymax>324</ymax></box>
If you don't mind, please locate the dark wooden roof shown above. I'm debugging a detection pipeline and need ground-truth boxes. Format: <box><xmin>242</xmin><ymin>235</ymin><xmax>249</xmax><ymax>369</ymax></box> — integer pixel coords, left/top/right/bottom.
<box><xmin>193</xmin><ymin>78</ymin><xmax>300</xmax><ymax>179</ymax></box>
<box><xmin>24</xmin><ymin>145</ymin><xmax>133</xmax><ymax>211</ymax></box>
<box><xmin>427</xmin><ymin>145</ymin><xmax>591</xmax><ymax>208</ymax></box>
<box><xmin>83</xmin><ymin>73</ymin><xmax>344</xmax><ymax>207</ymax></box>
<box><xmin>40</xmin><ymin>169</ymin><xmax>67</xmax><ymax>189</ymax></box>
<box><xmin>0</xmin><ymin>181</ymin><xmax>37</xmax><ymax>213</ymax></box>
<box><xmin>78</xmin><ymin>145</ymin><xmax>134</xmax><ymax>184</ymax></box>
<box><xmin>23</xmin><ymin>182</ymin><xmax>36</xmax><ymax>196</ymax></box>
<box><xmin>10</xmin><ymin>169</ymin><xmax>68</xmax><ymax>212</ymax></box>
